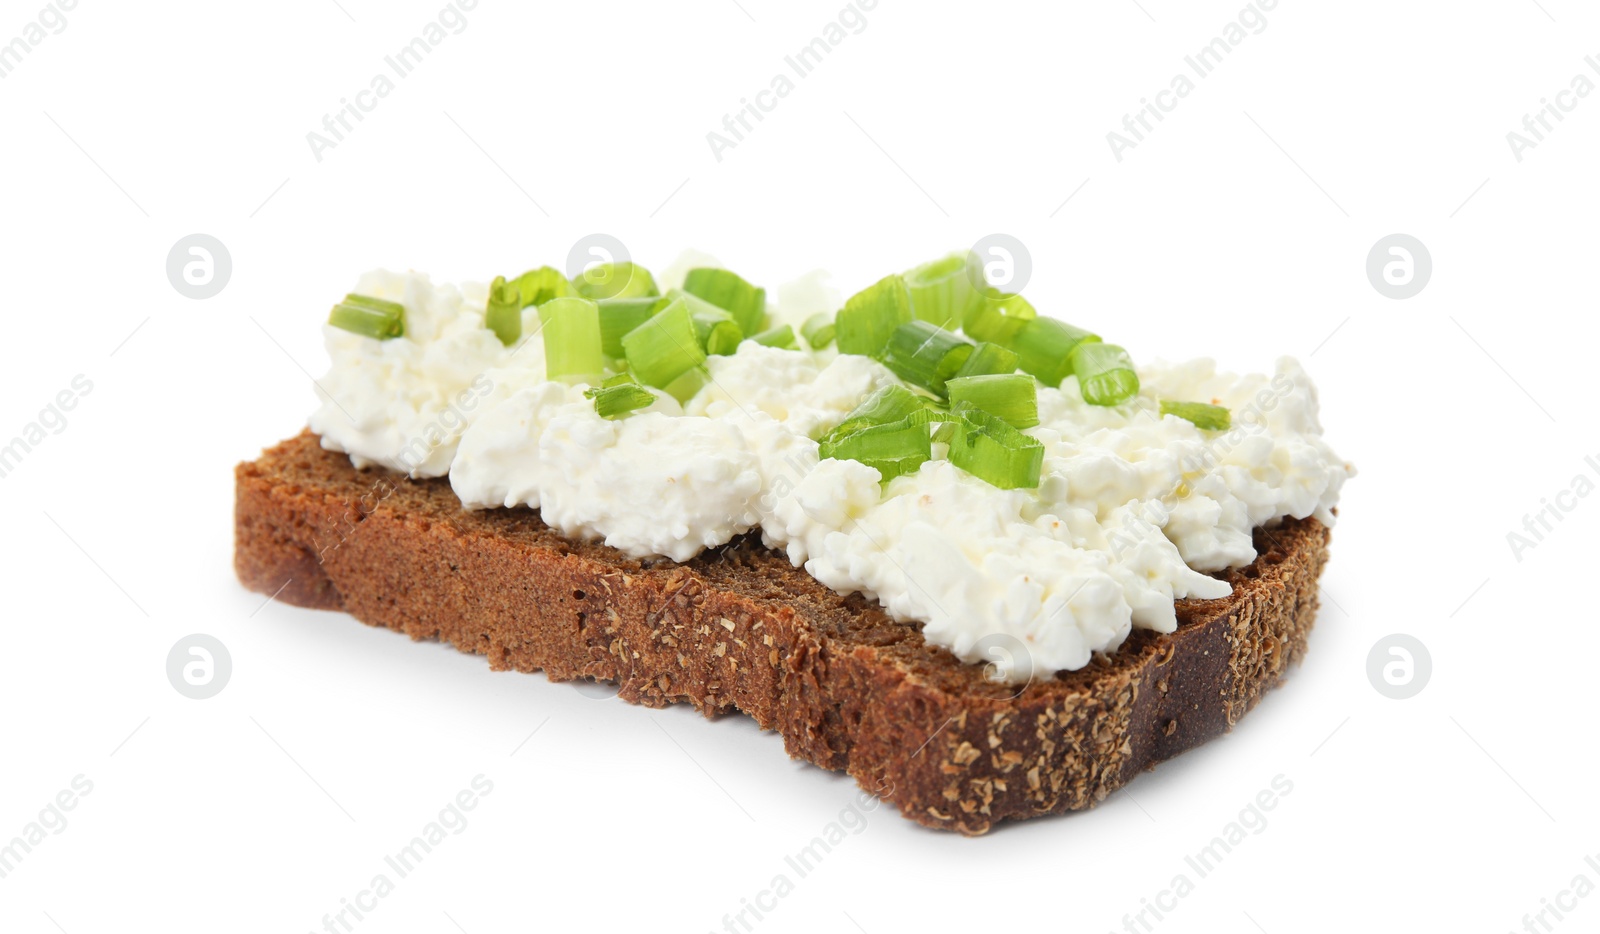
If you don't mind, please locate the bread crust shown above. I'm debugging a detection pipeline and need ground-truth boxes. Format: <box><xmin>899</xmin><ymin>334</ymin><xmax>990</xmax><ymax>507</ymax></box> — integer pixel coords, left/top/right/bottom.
<box><xmin>235</xmin><ymin>431</ymin><xmax>1330</xmax><ymax>835</ymax></box>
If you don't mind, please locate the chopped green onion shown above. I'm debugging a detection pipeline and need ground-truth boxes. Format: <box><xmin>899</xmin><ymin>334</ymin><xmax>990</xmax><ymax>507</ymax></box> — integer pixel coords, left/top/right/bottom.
<box><xmin>1071</xmin><ymin>342</ymin><xmax>1140</xmax><ymax>406</ymax></box>
<box><xmin>1011</xmin><ymin>318</ymin><xmax>1101</xmax><ymax>388</ymax></box>
<box><xmin>602</xmin><ymin>371</ymin><xmax>639</xmax><ymax>388</ymax></box>
<box><xmin>954</xmin><ymin>341</ymin><xmax>1019</xmax><ymax>379</ymax></box>
<box><xmin>597</xmin><ymin>298</ymin><xmax>658</xmax><ymax>358</ymax></box>
<box><xmin>511</xmin><ymin>266</ymin><xmax>571</xmax><ymax>305</ymax></box>
<box><xmin>621</xmin><ymin>296</ymin><xmax>705</xmax><ymax>389</ymax></box>
<box><xmin>686</xmin><ymin>302</ymin><xmax>744</xmax><ymax>356</ymax></box>
<box><xmin>661</xmin><ymin>365</ymin><xmax>709</xmax><ymax>404</ymax></box>
<box><xmin>486</xmin><ymin>276</ymin><xmax>521</xmax><ymax>345</ymax></box>
<box><xmin>825</xmin><ymin>384</ymin><xmax>930</xmax><ymax>443</ymax></box>
<box><xmin>801</xmin><ymin>312</ymin><xmax>836</xmax><ymax>349</ymax></box>
<box><xmin>682</xmin><ymin>268</ymin><xmax>766</xmax><ymax>336</ymax></box>
<box><xmin>751</xmin><ymin>324</ymin><xmax>798</xmax><ymax>349</ymax></box>
<box><xmin>818</xmin><ymin>417</ymin><xmax>932</xmax><ymax>483</ymax></box>
<box><xmin>537</xmin><ymin>297</ymin><xmax>604</xmax><ymax>384</ymax></box>
<box><xmin>961</xmin><ymin>289</ymin><xmax>1036</xmax><ymax>344</ymax></box>
<box><xmin>946</xmin><ymin>374</ymin><xmax>1039</xmax><ymax>429</ymax></box>
<box><xmin>880</xmin><ymin>321</ymin><xmax>974</xmax><ymax>398</ymax></box>
<box><xmin>584</xmin><ymin>384</ymin><xmax>657</xmax><ymax>419</ymax></box>
<box><xmin>945</xmin><ymin>403</ymin><xmax>1044</xmax><ymax>490</ymax></box>
<box><xmin>904</xmin><ymin>253</ymin><xmax>984</xmax><ymax>329</ymax></box>
<box><xmin>1160</xmin><ymin>400</ymin><xmax>1231</xmax><ymax>430</ymax></box>
<box><xmin>485</xmin><ymin>267</ymin><xmax>570</xmax><ymax>346</ymax></box>
<box><xmin>836</xmin><ymin>274</ymin><xmax>912</xmax><ymax>357</ymax></box>
<box><xmin>329</xmin><ymin>294</ymin><xmax>405</xmax><ymax>340</ymax></box>
<box><xmin>573</xmin><ymin>262</ymin><xmax>658</xmax><ymax>301</ymax></box>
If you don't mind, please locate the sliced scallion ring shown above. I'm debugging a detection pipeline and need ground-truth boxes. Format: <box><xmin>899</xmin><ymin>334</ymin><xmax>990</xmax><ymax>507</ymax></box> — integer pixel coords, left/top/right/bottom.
<box><xmin>682</xmin><ymin>267</ymin><xmax>766</xmax><ymax>336</ymax></box>
<box><xmin>1071</xmin><ymin>342</ymin><xmax>1139</xmax><ymax>406</ymax></box>
<box><xmin>904</xmin><ymin>252</ymin><xmax>984</xmax><ymax>329</ymax></box>
<box><xmin>818</xmin><ymin>417</ymin><xmax>932</xmax><ymax>483</ymax></box>
<box><xmin>1160</xmin><ymin>400</ymin><xmax>1231</xmax><ymax>430</ymax></box>
<box><xmin>836</xmin><ymin>274</ymin><xmax>912</xmax><ymax>357</ymax></box>
<box><xmin>573</xmin><ymin>262</ymin><xmax>658</xmax><ymax>301</ymax></box>
<box><xmin>1012</xmin><ymin>318</ymin><xmax>1101</xmax><ymax>388</ymax></box>
<box><xmin>584</xmin><ymin>384</ymin><xmax>657</xmax><ymax>419</ymax></box>
<box><xmin>953</xmin><ymin>341</ymin><xmax>1019</xmax><ymax>379</ymax></box>
<box><xmin>945</xmin><ymin>402</ymin><xmax>1044</xmax><ymax>490</ymax></box>
<box><xmin>329</xmin><ymin>294</ymin><xmax>405</xmax><ymax>340</ymax></box>
<box><xmin>537</xmin><ymin>297</ymin><xmax>604</xmax><ymax>384</ymax></box>
<box><xmin>621</xmin><ymin>296</ymin><xmax>706</xmax><ymax>390</ymax></box>
<box><xmin>751</xmin><ymin>324</ymin><xmax>798</xmax><ymax>349</ymax></box>
<box><xmin>946</xmin><ymin>374</ymin><xmax>1039</xmax><ymax>429</ymax></box>
<box><xmin>880</xmin><ymin>321</ymin><xmax>974</xmax><ymax>398</ymax></box>
<box><xmin>801</xmin><ymin>312</ymin><xmax>836</xmax><ymax>349</ymax></box>
<box><xmin>597</xmin><ymin>297</ymin><xmax>658</xmax><ymax>359</ymax></box>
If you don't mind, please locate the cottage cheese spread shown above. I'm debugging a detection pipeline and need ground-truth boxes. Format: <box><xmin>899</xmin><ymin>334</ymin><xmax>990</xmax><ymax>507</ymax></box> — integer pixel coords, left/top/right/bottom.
<box><xmin>312</xmin><ymin>269</ymin><xmax>1351</xmax><ymax>682</ymax></box>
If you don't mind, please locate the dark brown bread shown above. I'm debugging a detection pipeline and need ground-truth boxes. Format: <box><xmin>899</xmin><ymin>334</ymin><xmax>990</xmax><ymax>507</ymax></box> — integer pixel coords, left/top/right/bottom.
<box><xmin>235</xmin><ymin>430</ymin><xmax>1330</xmax><ymax>835</ymax></box>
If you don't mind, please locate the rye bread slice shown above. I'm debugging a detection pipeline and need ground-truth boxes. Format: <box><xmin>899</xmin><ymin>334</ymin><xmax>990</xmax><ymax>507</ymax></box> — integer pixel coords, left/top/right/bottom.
<box><xmin>235</xmin><ymin>430</ymin><xmax>1331</xmax><ymax>835</ymax></box>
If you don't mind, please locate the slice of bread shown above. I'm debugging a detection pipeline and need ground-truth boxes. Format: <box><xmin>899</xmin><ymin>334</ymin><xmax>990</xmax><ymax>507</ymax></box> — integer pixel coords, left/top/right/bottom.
<box><xmin>236</xmin><ymin>430</ymin><xmax>1330</xmax><ymax>835</ymax></box>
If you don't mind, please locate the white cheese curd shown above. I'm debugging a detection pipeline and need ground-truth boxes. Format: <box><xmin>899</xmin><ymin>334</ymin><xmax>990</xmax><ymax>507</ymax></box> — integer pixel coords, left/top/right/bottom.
<box><xmin>310</xmin><ymin>270</ymin><xmax>542</xmax><ymax>477</ymax></box>
<box><xmin>316</xmin><ymin>269</ymin><xmax>1352</xmax><ymax>683</ymax></box>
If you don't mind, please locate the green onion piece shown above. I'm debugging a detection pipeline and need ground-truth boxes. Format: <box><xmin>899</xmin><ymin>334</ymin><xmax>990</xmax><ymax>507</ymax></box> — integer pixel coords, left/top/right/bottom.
<box><xmin>904</xmin><ymin>253</ymin><xmax>984</xmax><ymax>329</ymax></box>
<box><xmin>621</xmin><ymin>296</ymin><xmax>706</xmax><ymax>389</ymax></box>
<box><xmin>946</xmin><ymin>374</ymin><xmax>1039</xmax><ymax>429</ymax></box>
<box><xmin>962</xmin><ymin>289</ymin><xmax>1036</xmax><ymax>344</ymax></box>
<box><xmin>801</xmin><ymin>312</ymin><xmax>836</xmax><ymax>349</ymax></box>
<box><xmin>954</xmin><ymin>341</ymin><xmax>1019</xmax><ymax>378</ymax></box>
<box><xmin>537</xmin><ymin>297</ymin><xmax>604</xmax><ymax>384</ymax></box>
<box><xmin>485</xmin><ymin>276</ymin><xmax>521</xmax><ymax>345</ymax></box>
<box><xmin>1072</xmin><ymin>342</ymin><xmax>1140</xmax><ymax>406</ymax></box>
<box><xmin>751</xmin><ymin>324</ymin><xmax>798</xmax><ymax>349</ymax></box>
<box><xmin>1160</xmin><ymin>400</ymin><xmax>1231</xmax><ymax>430</ymax></box>
<box><xmin>583</xmin><ymin>384</ymin><xmax>657</xmax><ymax>419</ymax></box>
<box><xmin>329</xmin><ymin>294</ymin><xmax>405</xmax><ymax>340</ymax></box>
<box><xmin>945</xmin><ymin>403</ymin><xmax>1044</xmax><ymax>490</ymax></box>
<box><xmin>597</xmin><ymin>297</ymin><xmax>658</xmax><ymax>359</ymax></box>
<box><xmin>1011</xmin><ymin>318</ymin><xmax>1101</xmax><ymax>388</ymax></box>
<box><xmin>573</xmin><ymin>262</ymin><xmax>659</xmax><ymax>301</ymax></box>
<box><xmin>880</xmin><ymin>321</ymin><xmax>974</xmax><ymax>398</ymax></box>
<box><xmin>485</xmin><ymin>267</ymin><xmax>570</xmax><ymax>346</ymax></box>
<box><xmin>818</xmin><ymin>418</ymin><xmax>932</xmax><ymax>483</ymax></box>
<box><xmin>682</xmin><ymin>268</ymin><xmax>766</xmax><ymax>336</ymax></box>
<box><xmin>836</xmin><ymin>274</ymin><xmax>912</xmax><ymax>357</ymax></box>
<box><xmin>510</xmin><ymin>266</ymin><xmax>571</xmax><ymax>305</ymax></box>
<box><xmin>602</xmin><ymin>371</ymin><xmax>639</xmax><ymax>388</ymax></box>
<box><xmin>661</xmin><ymin>366</ymin><xmax>710</xmax><ymax>404</ymax></box>
<box><xmin>825</xmin><ymin>384</ymin><xmax>930</xmax><ymax>443</ymax></box>
<box><xmin>691</xmin><ymin>306</ymin><xmax>744</xmax><ymax>356</ymax></box>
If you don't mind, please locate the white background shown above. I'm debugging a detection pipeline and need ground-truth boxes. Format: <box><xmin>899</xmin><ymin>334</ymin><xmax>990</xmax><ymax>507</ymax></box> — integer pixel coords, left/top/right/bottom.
<box><xmin>1</xmin><ymin>0</ymin><xmax>1596</xmax><ymax>931</ymax></box>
